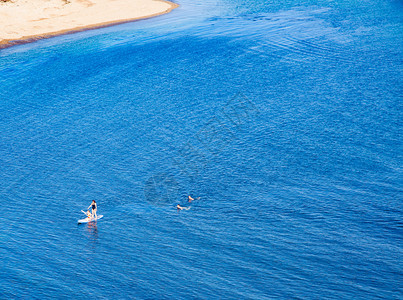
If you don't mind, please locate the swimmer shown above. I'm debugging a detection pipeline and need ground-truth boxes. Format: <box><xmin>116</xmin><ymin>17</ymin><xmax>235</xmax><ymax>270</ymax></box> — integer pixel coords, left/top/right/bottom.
<box><xmin>177</xmin><ymin>204</ymin><xmax>190</xmax><ymax>211</ymax></box>
<box><xmin>188</xmin><ymin>195</ymin><xmax>200</xmax><ymax>202</ymax></box>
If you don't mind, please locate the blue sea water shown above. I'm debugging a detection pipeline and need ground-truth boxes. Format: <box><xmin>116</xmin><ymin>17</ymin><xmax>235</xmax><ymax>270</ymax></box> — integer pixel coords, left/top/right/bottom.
<box><xmin>0</xmin><ymin>0</ymin><xmax>402</xmax><ymax>298</ymax></box>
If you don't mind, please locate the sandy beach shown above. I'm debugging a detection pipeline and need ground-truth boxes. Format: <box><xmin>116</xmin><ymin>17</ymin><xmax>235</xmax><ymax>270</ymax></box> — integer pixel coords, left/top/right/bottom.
<box><xmin>0</xmin><ymin>0</ymin><xmax>178</xmax><ymax>48</ymax></box>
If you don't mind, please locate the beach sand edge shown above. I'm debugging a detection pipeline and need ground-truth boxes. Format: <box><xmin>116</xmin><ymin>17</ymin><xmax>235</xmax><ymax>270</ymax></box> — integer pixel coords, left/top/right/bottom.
<box><xmin>0</xmin><ymin>0</ymin><xmax>179</xmax><ymax>50</ymax></box>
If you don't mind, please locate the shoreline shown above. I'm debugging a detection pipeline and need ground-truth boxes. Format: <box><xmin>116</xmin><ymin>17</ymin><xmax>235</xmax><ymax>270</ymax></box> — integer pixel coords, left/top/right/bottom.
<box><xmin>0</xmin><ymin>0</ymin><xmax>178</xmax><ymax>50</ymax></box>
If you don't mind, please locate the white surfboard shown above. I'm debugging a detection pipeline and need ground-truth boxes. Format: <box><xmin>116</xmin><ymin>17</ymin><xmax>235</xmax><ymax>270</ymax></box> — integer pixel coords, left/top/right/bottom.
<box><xmin>78</xmin><ymin>215</ymin><xmax>103</xmax><ymax>224</ymax></box>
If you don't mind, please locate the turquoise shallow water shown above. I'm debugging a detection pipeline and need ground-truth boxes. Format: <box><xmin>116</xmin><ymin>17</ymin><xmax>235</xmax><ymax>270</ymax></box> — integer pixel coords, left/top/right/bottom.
<box><xmin>0</xmin><ymin>0</ymin><xmax>402</xmax><ymax>298</ymax></box>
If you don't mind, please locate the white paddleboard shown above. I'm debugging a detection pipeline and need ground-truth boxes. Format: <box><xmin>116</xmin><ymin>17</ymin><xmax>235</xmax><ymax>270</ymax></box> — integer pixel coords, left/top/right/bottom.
<box><xmin>78</xmin><ymin>215</ymin><xmax>103</xmax><ymax>224</ymax></box>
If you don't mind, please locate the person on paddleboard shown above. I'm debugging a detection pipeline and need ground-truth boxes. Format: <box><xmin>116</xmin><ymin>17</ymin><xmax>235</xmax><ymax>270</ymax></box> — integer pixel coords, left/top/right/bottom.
<box><xmin>88</xmin><ymin>200</ymin><xmax>97</xmax><ymax>219</ymax></box>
